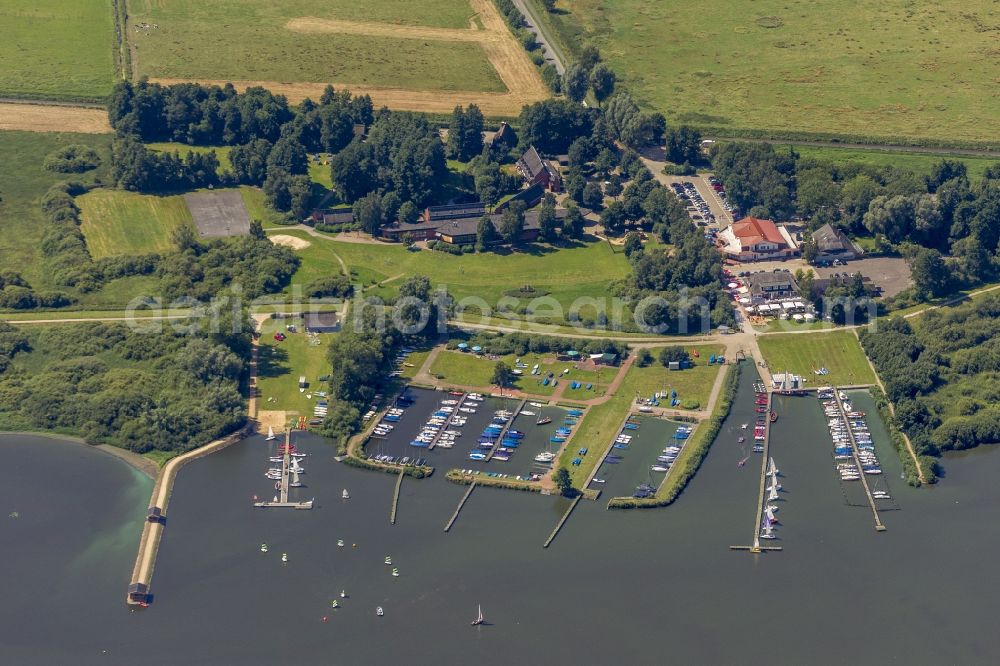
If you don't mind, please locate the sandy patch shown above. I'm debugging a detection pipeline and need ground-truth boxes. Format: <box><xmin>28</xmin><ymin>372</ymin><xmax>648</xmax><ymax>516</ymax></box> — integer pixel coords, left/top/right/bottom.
<box><xmin>270</xmin><ymin>234</ymin><xmax>312</xmax><ymax>250</ymax></box>
<box><xmin>256</xmin><ymin>410</ymin><xmax>288</xmax><ymax>431</ymax></box>
<box><xmin>0</xmin><ymin>103</ymin><xmax>111</xmax><ymax>134</ymax></box>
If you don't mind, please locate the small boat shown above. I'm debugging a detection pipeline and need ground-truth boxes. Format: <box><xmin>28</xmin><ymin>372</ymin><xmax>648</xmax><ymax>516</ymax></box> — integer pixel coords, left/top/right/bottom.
<box><xmin>737</xmin><ymin>436</ymin><xmax>746</xmax><ymax>443</ymax></box>
<box><xmin>376</xmin><ymin>607</ymin><xmax>384</xmax><ymax>617</ymax></box>
<box><xmin>384</xmin><ymin>556</ymin><xmax>392</xmax><ymax>565</ymax></box>
<box><xmin>331</xmin><ymin>600</ymin><xmax>340</xmax><ymax>609</ymax></box>
<box><xmin>337</xmin><ymin>539</ymin><xmax>345</xmax><ymax>548</ymax></box>
<box><xmin>521</xmin><ymin>410</ymin><xmax>536</xmax><ymax>417</ymax></box>
<box><xmin>281</xmin><ymin>553</ymin><xmax>288</xmax><ymax>563</ymax></box>
<box><xmin>471</xmin><ymin>604</ymin><xmax>485</xmax><ymax>626</ymax></box>
<box><xmin>260</xmin><ymin>543</ymin><xmax>268</xmax><ymax>553</ymax></box>
<box><xmin>341</xmin><ymin>590</ymin><xmax>346</xmax><ymax>598</ymax></box>
<box><xmin>265</xmin><ymin>425</ymin><xmax>276</xmax><ymax>441</ymax></box>
<box><xmin>536</xmin><ymin>417</ymin><xmax>552</xmax><ymax>425</ymax></box>
<box><xmin>769</xmin><ymin>411</ymin><xmax>778</xmax><ymax>423</ymax></box>
<box><xmin>741</xmin><ymin>423</ymin><xmax>748</xmax><ymax>429</ymax></box>
<box><xmin>342</xmin><ymin>489</ymin><xmax>350</xmax><ymax>500</ymax></box>
<box><xmin>530</xmin><ymin>402</ymin><xmax>544</xmax><ymax>408</ymax></box>
<box><xmin>391</xmin><ymin>568</ymin><xmax>400</xmax><ymax>577</ymax></box>
<box><xmin>651</xmin><ymin>465</ymin><xmax>669</xmax><ymax>472</ymax></box>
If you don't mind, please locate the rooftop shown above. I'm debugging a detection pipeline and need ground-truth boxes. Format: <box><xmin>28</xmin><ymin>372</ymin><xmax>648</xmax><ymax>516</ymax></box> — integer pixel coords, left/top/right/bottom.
<box><xmin>731</xmin><ymin>217</ymin><xmax>786</xmax><ymax>247</ymax></box>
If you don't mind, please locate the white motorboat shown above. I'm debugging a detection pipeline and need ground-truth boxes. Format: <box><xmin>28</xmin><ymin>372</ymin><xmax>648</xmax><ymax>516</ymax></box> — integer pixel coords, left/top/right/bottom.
<box><xmin>651</xmin><ymin>465</ymin><xmax>669</xmax><ymax>472</ymax></box>
<box><xmin>376</xmin><ymin>607</ymin><xmax>384</xmax><ymax>617</ymax></box>
<box><xmin>534</xmin><ymin>452</ymin><xmax>556</xmax><ymax>463</ymax></box>
<box><xmin>281</xmin><ymin>553</ymin><xmax>288</xmax><ymax>563</ymax></box>
<box><xmin>521</xmin><ymin>410</ymin><xmax>536</xmax><ymax>417</ymax></box>
<box><xmin>342</xmin><ymin>489</ymin><xmax>350</xmax><ymax>499</ymax></box>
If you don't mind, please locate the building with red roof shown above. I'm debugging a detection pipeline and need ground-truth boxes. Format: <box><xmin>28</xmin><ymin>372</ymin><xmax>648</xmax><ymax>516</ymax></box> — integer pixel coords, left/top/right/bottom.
<box><xmin>719</xmin><ymin>217</ymin><xmax>798</xmax><ymax>261</ymax></box>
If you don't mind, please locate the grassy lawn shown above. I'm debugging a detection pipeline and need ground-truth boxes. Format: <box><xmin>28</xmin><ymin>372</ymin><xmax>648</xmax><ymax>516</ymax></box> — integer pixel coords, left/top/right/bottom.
<box><xmin>399</xmin><ymin>349</ymin><xmax>431</xmax><ymax>379</ymax></box>
<box><xmin>428</xmin><ymin>350</ymin><xmax>576</xmax><ymax>397</ymax></box>
<box><xmin>629</xmin><ymin>347</ymin><xmax>726</xmax><ymax>409</ymax></box>
<box><xmin>77</xmin><ymin>189</ymin><xmax>195</xmax><ymax>259</ymax></box>
<box><xmin>558</xmin><ymin>345</ymin><xmax>724</xmax><ymax>487</ymax></box>
<box><xmin>0</xmin><ymin>0</ymin><xmax>116</xmax><ymax>101</ymax></box>
<box><xmin>240</xmin><ymin>187</ymin><xmax>294</xmax><ymax>227</ymax></box>
<box><xmin>325</xmin><ymin>237</ymin><xmax>631</xmax><ymax>322</ymax></box>
<box><xmin>545</xmin><ymin>0</ymin><xmax>1000</xmax><ymax>144</ymax></box>
<box><xmin>147</xmin><ymin>142</ymin><xmax>233</xmax><ymax>172</ymax></box>
<box><xmin>129</xmin><ymin>0</ymin><xmax>504</xmax><ymax>93</ymax></box>
<box><xmin>762</xmin><ymin>319</ymin><xmax>832</xmax><ymax>333</ymax></box>
<box><xmin>256</xmin><ymin>329</ymin><xmax>332</xmax><ymax>416</ymax></box>
<box><xmin>789</xmin><ymin>145</ymin><xmax>1000</xmax><ymax>179</ymax></box>
<box><xmin>758</xmin><ymin>331</ymin><xmax>876</xmax><ymax>388</ymax></box>
<box><xmin>0</xmin><ymin>131</ymin><xmax>112</xmax><ymax>288</ymax></box>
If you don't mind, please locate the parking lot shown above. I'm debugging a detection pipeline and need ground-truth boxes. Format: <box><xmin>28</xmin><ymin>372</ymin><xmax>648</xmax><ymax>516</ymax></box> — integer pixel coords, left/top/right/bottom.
<box><xmin>813</xmin><ymin>257</ymin><xmax>913</xmax><ymax>298</ymax></box>
<box><xmin>662</xmin><ymin>174</ymin><xmax>735</xmax><ymax>228</ymax></box>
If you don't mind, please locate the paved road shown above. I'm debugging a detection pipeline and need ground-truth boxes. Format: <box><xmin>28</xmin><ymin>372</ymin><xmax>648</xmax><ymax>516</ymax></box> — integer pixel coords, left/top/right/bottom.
<box><xmin>511</xmin><ymin>0</ymin><xmax>566</xmax><ymax>75</ymax></box>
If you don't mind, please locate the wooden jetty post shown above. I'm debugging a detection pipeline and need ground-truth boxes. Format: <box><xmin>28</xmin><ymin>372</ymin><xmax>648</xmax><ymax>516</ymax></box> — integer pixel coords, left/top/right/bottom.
<box><xmin>443</xmin><ymin>481</ymin><xmax>476</xmax><ymax>532</ymax></box>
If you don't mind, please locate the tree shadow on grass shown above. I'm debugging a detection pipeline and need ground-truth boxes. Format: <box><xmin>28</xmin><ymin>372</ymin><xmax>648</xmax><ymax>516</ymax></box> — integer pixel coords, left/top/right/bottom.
<box><xmin>257</xmin><ymin>345</ymin><xmax>290</xmax><ymax>380</ymax></box>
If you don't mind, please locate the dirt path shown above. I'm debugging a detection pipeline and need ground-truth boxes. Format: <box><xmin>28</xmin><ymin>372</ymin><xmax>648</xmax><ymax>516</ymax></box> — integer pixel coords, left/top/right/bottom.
<box><xmin>149</xmin><ymin>0</ymin><xmax>548</xmax><ymax>117</ymax></box>
<box><xmin>0</xmin><ymin>102</ymin><xmax>111</xmax><ymax>134</ymax></box>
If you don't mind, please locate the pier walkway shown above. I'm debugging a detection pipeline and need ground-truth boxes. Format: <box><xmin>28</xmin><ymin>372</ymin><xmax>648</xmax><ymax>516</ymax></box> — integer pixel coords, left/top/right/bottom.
<box><xmin>484</xmin><ymin>398</ymin><xmax>526</xmax><ymax>462</ymax></box>
<box><xmin>428</xmin><ymin>393</ymin><xmax>468</xmax><ymax>451</ymax></box>
<box><xmin>731</xmin><ymin>390</ymin><xmax>782</xmax><ymax>553</ymax></box>
<box><xmin>444</xmin><ymin>481</ymin><xmax>476</xmax><ymax>532</ymax></box>
<box><xmin>833</xmin><ymin>390</ymin><xmax>886</xmax><ymax>531</ymax></box>
<box><xmin>253</xmin><ymin>430</ymin><xmax>314</xmax><ymax>509</ymax></box>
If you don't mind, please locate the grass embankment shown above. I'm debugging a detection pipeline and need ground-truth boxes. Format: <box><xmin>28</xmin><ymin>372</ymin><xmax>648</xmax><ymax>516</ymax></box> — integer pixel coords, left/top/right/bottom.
<box><xmin>542</xmin><ymin>0</ymin><xmax>1000</xmax><ymax>145</ymax></box>
<box><xmin>129</xmin><ymin>0</ymin><xmax>504</xmax><ymax>93</ymax></box>
<box><xmin>77</xmin><ymin>189</ymin><xmax>196</xmax><ymax>258</ymax></box>
<box><xmin>255</xmin><ymin>328</ymin><xmax>332</xmax><ymax>415</ymax></box>
<box><xmin>608</xmin><ymin>363</ymin><xmax>741</xmax><ymax>509</ymax></box>
<box><xmin>758</xmin><ymin>331</ymin><xmax>876</xmax><ymax>388</ymax></box>
<box><xmin>0</xmin><ymin>0</ymin><xmax>117</xmax><ymax>101</ymax></box>
<box><xmin>558</xmin><ymin>346</ymin><xmax>725</xmax><ymax>488</ymax></box>
<box><xmin>428</xmin><ymin>350</ymin><xmax>611</xmax><ymax>397</ymax></box>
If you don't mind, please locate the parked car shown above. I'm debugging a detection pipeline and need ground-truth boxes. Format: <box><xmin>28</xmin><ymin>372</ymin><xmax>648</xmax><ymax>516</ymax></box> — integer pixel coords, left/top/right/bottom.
<box><xmin>274</xmin><ymin>332</ymin><xmax>286</xmax><ymax>341</ymax></box>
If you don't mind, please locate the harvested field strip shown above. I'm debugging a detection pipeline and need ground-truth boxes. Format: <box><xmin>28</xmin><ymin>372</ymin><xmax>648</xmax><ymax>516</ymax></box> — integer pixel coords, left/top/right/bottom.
<box><xmin>286</xmin><ymin>18</ymin><xmax>487</xmax><ymax>42</ymax></box>
<box><xmin>0</xmin><ymin>103</ymin><xmax>111</xmax><ymax>134</ymax></box>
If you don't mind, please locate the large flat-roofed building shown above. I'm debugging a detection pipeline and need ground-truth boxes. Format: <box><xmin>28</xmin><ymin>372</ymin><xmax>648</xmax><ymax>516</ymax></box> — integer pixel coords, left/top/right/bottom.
<box><xmin>720</xmin><ymin>217</ymin><xmax>798</xmax><ymax>261</ymax></box>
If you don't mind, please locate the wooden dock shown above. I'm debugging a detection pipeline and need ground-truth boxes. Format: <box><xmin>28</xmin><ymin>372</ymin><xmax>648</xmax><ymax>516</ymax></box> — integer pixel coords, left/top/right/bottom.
<box><xmin>443</xmin><ymin>481</ymin><xmax>476</xmax><ymax>532</ymax></box>
<box><xmin>253</xmin><ymin>430</ymin><xmax>314</xmax><ymax>509</ymax></box>
<box><xmin>390</xmin><ymin>469</ymin><xmax>404</xmax><ymax>524</ymax></box>
<box><xmin>582</xmin><ymin>410</ymin><xmax>635</xmax><ymax>490</ymax></box>
<box><xmin>833</xmin><ymin>390</ymin><xmax>886</xmax><ymax>531</ymax></box>
<box><xmin>543</xmin><ymin>495</ymin><xmax>581</xmax><ymax>548</ymax></box>
<box><xmin>484</xmin><ymin>398</ymin><xmax>527</xmax><ymax>462</ymax></box>
<box><xmin>732</xmin><ymin>391</ymin><xmax>783</xmax><ymax>553</ymax></box>
<box><xmin>428</xmin><ymin>393</ymin><xmax>467</xmax><ymax>451</ymax></box>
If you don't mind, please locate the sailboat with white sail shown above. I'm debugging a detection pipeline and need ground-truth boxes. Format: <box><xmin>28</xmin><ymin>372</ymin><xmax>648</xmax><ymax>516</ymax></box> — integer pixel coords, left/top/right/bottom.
<box><xmin>265</xmin><ymin>425</ymin><xmax>276</xmax><ymax>441</ymax></box>
<box><xmin>471</xmin><ymin>604</ymin><xmax>485</xmax><ymax>626</ymax></box>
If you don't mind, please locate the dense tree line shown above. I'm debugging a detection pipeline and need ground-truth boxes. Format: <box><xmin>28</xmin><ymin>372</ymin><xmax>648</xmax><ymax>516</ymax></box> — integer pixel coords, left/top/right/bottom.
<box><xmin>0</xmin><ymin>321</ymin><xmax>249</xmax><ymax>452</ymax></box>
<box><xmin>860</xmin><ymin>296</ymin><xmax>1000</xmax><ymax>458</ymax></box>
<box><xmin>712</xmin><ymin>143</ymin><xmax>1000</xmax><ymax>300</ymax></box>
<box><xmin>110</xmin><ymin>135</ymin><xmax>221</xmax><ymax>191</ymax></box>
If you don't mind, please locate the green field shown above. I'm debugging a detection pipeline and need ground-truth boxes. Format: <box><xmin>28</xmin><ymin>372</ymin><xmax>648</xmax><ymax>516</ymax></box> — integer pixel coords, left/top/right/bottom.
<box><xmin>790</xmin><ymin>145</ymin><xmax>999</xmax><ymax>179</ymax></box>
<box><xmin>0</xmin><ymin>1</ymin><xmax>117</xmax><ymax>100</ymax></box>
<box><xmin>558</xmin><ymin>345</ymin><xmax>724</xmax><ymax>487</ymax></box>
<box><xmin>549</xmin><ymin>0</ymin><xmax>1000</xmax><ymax>144</ymax></box>
<box><xmin>758</xmin><ymin>331</ymin><xmax>877</xmax><ymax>388</ymax></box>
<box><xmin>325</xmin><ymin>235</ymin><xmax>632</xmax><ymax>316</ymax></box>
<box><xmin>129</xmin><ymin>0</ymin><xmax>504</xmax><ymax>93</ymax></box>
<box><xmin>256</xmin><ymin>328</ymin><xmax>333</xmax><ymax>415</ymax></box>
<box><xmin>0</xmin><ymin>131</ymin><xmax>112</xmax><ymax>287</ymax></box>
<box><xmin>78</xmin><ymin>189</ymin><xmax>195</xmax><ymax>259</ymax></box>
<box><xmin>428</xmin><ymin>350</ymin><xmax>613</xmax><ymax>397</ymax></box>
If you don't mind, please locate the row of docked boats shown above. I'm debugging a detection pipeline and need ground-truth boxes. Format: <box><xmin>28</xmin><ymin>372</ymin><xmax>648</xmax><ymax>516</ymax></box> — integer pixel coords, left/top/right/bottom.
<box><xmin>759</xmin><ymin>457</ymin><xmax>784</xmax><ymax>540</ymax></box>
<box><xmin>469</xmin><ymin>407</ymin><xmax>518</xmax><ymax>461</ymax></box>
<box><xmin>411</xmin><ymin>393</ymin><xmax>480</xmax><ymax>449</ymax></box>
<box><xmin>368</xmin><ymin>453</ymin><xmax>427</xmax><ymax>466</ymax></box>
<box><xmin>535</xmin><ymin>409</ymin><xmax>579</xmax><ymax>466</ymax></box>
<box><xmin>823</xmin><ymin>392</ymin><xmax>887</xmax><ymax>489</ymax></box>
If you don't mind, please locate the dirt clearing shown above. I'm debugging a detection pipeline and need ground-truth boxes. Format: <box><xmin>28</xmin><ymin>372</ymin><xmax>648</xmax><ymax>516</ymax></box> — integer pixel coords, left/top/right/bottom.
<box><xmin>270</xmin><ymin>234</ymin><xmax>312</xmax><ymax>250</ymax></box>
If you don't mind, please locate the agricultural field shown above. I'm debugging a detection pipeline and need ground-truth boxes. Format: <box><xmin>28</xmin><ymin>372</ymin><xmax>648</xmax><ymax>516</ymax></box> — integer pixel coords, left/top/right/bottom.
<box><xmin>0</xmin><ymin>131</ymin><xmax>112</xmax><ymax>288</ymax></box>
<box><xmin>549</xmin><ymin>0</ymin><xmax>1000</xmax><ymax>144</ymax></box>
<box><xmin>126</xmin><ymin>0</ymin><xmax>547</xmax><ymax>114</ymax></box>
<box><xmin>0</xmin><ymin>0</ymin><xmax>117</xmax><ymax>101</ymax></box>
<box><xmin>758</xmin><ymin>330</ymin><xmax>877</xmax><ymax>388</ymax></box>
<box><xmin>77</xmin><ymin>189</ymin><xmax>195</xmax><ymax>259</ymax></box>
<box><xmin>790</xmin><ymin>145</ymin><xmax>1000</xmax><ymax>180</ymax></box>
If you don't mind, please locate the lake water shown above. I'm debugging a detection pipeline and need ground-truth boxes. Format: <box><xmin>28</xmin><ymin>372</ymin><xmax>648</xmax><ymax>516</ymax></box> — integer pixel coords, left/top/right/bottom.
<box><xmin>3</xmin><ymin>365</ymin><xmax>1000</xmax><ymax>664</ymax></box>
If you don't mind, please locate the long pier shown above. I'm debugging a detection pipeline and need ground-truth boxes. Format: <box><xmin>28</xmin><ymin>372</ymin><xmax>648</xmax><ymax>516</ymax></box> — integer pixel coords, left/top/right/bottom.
<box><xmin>428</xmin><ymin>392</ymin><xmax>467</xmax><ymax>451</ymax></box>
<box><xmin>582</xmin><ymin>410</ymin><xmax>634</xmax><ymax>490</ymax></box>
<box><xmin>833</xmin><ymin>390</ymin><xmax>886</xmax><ymax>531</ymax></box>
<box><xmin>443</xmin><ymin>481</ymin><xmax>476</xmax><ymax>532</ymax></box>
<box><xmin>390</xmin><ymin>469</ymin><xmax>404</xmax><ymax>524</ymax></box>
<box><xmin>543</xmin><ymin>495</ymin><xmax>581</xmax><ymax>548</ymax></box>
<box><xmin>253</xmin><ymin>430</ymin><xmax>314</xmax><ymax>509</ymax></box>
<box><xmin>484</xmin><ymin>398</ymin><xmax>527</xmax><ymax>462</ymax></box>
<box><xmin>127</xmin><ymin>426</ymin><xmax>250</xmax><ymax>605</ymax></box>
<box><xmin>731</xmin><ymin>390</ymin><xmax>783</xmax><ymax>553</ymax></box>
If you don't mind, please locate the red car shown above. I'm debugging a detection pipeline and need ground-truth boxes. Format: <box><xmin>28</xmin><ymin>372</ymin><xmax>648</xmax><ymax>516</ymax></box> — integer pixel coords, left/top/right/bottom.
<box><xmin>273</xmin><ymin>333</ymin><xmax>286</xmax><ymax>342</ymax></box>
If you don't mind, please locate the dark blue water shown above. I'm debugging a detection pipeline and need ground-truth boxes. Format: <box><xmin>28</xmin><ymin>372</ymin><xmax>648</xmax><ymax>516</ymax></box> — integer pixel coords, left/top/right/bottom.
<box><xmin>4</xmin><ymin>367</ymin><xmax>1000</xmax><ymax>664</ymax></box>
